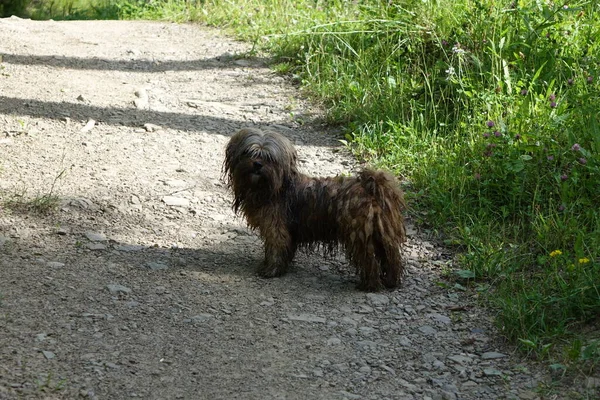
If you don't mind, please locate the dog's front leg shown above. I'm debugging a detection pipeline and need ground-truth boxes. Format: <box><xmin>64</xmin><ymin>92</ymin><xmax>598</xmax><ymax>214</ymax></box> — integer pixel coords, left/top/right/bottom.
<box><xmin>257</xmin><ymin>224</ymin><xmax>295</xmax><ymax>278</ymax></box>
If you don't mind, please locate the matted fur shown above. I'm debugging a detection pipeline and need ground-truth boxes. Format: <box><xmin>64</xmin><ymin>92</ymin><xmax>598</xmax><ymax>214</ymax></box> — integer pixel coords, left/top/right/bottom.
<box><xmin>223</xmin><ymin>128</ymin><xmax>407</xmax><ymax>291</ymax></box>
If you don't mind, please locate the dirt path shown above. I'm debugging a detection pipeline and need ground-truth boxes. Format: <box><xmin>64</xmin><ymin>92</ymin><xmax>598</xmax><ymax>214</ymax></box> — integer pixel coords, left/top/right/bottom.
<box><xmin>0</xmin><ymin>17</ymin><xmax>583</xmax><ymax>400</ymax></box>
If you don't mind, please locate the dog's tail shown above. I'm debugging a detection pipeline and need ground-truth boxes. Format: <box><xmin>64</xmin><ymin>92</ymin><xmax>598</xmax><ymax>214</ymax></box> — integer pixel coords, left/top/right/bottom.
<box><xmin>361</xmin><ymin>169</ymin><xmax>407</xmax><ymax>289</ymax></box>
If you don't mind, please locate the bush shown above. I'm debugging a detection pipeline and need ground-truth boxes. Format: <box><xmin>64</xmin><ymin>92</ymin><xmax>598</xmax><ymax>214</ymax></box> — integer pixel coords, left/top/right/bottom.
<box><xmin>0</xmin><ymin>0</ymin><xmax>31</xmax><ymax>17</ymax></box>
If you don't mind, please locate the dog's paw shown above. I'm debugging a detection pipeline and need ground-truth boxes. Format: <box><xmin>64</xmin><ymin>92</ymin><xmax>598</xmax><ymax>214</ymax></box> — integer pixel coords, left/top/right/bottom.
<box><xmin>257</xmin><ymin>262</ymin><xmax>287</xmax><ymax>278</ymax></box>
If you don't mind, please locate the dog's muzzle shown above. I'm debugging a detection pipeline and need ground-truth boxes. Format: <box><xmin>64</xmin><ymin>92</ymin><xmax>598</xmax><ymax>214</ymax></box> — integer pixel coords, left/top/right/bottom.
<box><xmin>250</xmin><ymin>161</ymin><xmax>263</xmax><ymax>184</ymax></box>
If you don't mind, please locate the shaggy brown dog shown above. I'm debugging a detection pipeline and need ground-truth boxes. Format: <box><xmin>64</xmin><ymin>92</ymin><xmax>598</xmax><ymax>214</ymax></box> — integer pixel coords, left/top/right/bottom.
<box><xmin>223</xmin><ymin>128</ymin><xmax>407</xmax><ymax>291</ymax></box>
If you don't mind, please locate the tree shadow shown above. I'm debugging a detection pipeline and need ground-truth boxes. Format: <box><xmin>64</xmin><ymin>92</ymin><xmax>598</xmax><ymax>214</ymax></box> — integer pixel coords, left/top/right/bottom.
<box><xmin>2</xmin><ymin>53</ymin><xmax>270</xmax><ymax>72</ymax></box>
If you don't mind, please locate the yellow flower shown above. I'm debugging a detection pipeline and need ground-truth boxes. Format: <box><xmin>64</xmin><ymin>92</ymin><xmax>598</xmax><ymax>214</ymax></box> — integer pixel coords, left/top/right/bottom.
<box><xmin>550</xmin><ymin>250</ymin><xmax>562</xmax><ymax>257</ymax></box>
<box><xmin>579</xmin><ymin>257</ymin><xmax>590</xmax><ymax>264</ymax></box>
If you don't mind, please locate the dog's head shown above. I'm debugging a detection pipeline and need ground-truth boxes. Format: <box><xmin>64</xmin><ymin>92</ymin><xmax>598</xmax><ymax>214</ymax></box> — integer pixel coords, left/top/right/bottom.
<box><xmin>224</xmin><ymin>128</ymin><xmax>298</xmax><ymax>207</ymax></box>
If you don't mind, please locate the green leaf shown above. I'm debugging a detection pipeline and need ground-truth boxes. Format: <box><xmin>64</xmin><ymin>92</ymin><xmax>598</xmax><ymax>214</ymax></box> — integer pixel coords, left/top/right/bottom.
<box><xmin>455</xmin><ymin>269</ymin><xmax>476</xmax><ymax>279</ymax></box>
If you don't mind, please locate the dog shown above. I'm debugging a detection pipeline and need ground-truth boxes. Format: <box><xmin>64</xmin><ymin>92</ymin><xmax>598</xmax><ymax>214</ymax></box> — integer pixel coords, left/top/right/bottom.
<box><xmin>223</xmin><ymin>128</ymin><xmax>407</xmax><ymax>291</ymax></box>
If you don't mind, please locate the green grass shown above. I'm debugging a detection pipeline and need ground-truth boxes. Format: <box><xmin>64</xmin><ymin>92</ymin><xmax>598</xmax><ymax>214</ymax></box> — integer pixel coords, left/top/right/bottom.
<box><xmin>17</xmin><ymin>0</ymin><xmax>600</xmax><ymax>369</ymax></box>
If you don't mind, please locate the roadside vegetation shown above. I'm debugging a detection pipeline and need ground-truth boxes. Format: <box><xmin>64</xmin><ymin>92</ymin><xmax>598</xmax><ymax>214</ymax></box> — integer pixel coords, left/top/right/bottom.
<box><xmin>7</xmin><ymin>0</ymin><xmax>599</xmax><ymax>372</ymax></box>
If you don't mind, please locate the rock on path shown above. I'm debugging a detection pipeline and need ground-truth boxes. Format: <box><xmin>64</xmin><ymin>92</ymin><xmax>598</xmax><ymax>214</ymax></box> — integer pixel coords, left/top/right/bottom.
<box><xmin>0</xmin><ymin>17</ymin><xmax>589</xmax><ymax>399</ymax></box>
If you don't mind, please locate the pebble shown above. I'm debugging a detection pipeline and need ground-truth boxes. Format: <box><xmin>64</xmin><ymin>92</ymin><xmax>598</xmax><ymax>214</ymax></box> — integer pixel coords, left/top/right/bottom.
<box><xmin>358</xmin><ymin>326</ymin><xmax>376</xmax><ymax>336</ymax></box>
<box><xmin>356</xmin><ymin>340</ymin><xmax>377</xmax><ymax>350</ymax></box>
<box><xmin>185</xmin><ymin>314</ymin><xmax>213</xmax><ymax>323</ymax></box>
<box><xmin>287</xmin><ymin>313</ymin><xmax>326</xmax><ymax>323</ymax></box>
<box><xmin>327</xmin><ymin>337</ymin><xmax>341</xmax><ymax>346</ymax></box>
<box><xmin>481</xmin><ymin>351</ymin><xmax>507</xmax><ymax>360</ymax></box>
<box><xmin>35</xmin><ymin>333</ymin><xmax>47</xmax><ymax>342</ymax></box>
<box><xmin>86</xmin><ymin>243</ymin><xmax>106</xmax><ymax>250</ymax></box>
<box><xmin>85</xmin><ymin>232</ymin><xmax>107</xmax><ymax>242</ymax></box>
<box><xmin>358</xmin><ymin>365</ymin><xmax>372</xmax><ymax>375</ymax></box>
<box><xmin>341</xmin><ymin>317</ymin><xmax>358</xmax><ymax>326</ymax></box>
<box><xmin>143</xmin><ymin>123</ymin><xmax>162</xmax><ymax>132</ymax></box>
<box><xmin>115</xmin><ymin>244</ymin><xmax>144</xmax><ymax>252</ymax></box>
<box><xmin>339</xmin><ymin>391</ymin><xmax>361</xmax><ymax>400</ymax></box>
<box><xmin>162</xmin><ymin>196</ymin><xmax>190</xmax><ymax>207</ymax></box>
<box><xmin>418</xmin><ymin>325</ymin><xmax>437</xmax><ymax>335</ymax></box>
<box><xmin>145</xmin><ymin>261</ymin><xmax>168</xmax><ymax>270</ymax></box>
<box><xmin>134</xmin><ymin>87</ymin><xmax>149</xmax><ymax>109</ymax></box>
<box><xmin>106</xmin><ymin>284</ymin><xmax>132</xmax><ymax>294</ymax></box>
<box><xmin>357</xmin><ymin>305</ymin><xmax>374</xmax><ymax>313</ymax></box>
<box><xmin>483</xmin><ymin>368</ymin><xmax>503</xmax><ymax>376</ymax></box>
<box><xmin>429</xmin><ymin>313</ymin><xmax>451</xmax><ymax>325</ymax></box>
<box><xmin>366</xmin><ymin>293</ymin><xmax>389</xmax><ymax>306</ymax></box>
<box><xmin>47</xmin><ymin>261</ymin><xmax>65</xmax><ymax>268</ymax></box>
<box><xmin>80</xmin><ymin>119</ymin><xmax>96</xmax><ymax>133</ymax></box>
<box><xmin>447</xmin><ymin>355</ymin><xmax>473</xmax><ymax>365</ymax></box>
<box><xmin>42</xmin><ymin>350</ymin><xmax>56</xmax><ymax>360</ymax></box>
<box><xmin>518</xmin><ymin>390</ymin><xmax>539</xmax><ymax>399</ymax></box>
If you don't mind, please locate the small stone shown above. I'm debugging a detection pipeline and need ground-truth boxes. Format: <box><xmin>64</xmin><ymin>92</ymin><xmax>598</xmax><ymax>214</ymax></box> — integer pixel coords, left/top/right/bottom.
<box><xmin>429</xmin><ymin>313</ymin><xmax>451</xmax><ymax>324</ymax></box>
<box><xmin>518</xmin><ymin>390</ymin><xmax>539</xmax><ymax>400</ymax></box>
<box><xmin>483</xmin><ymin>368</ymin><xmax>503</xmax><ymax>377</ymax></box>
<box><xmin>341</xmin><ymin>317</ymin><xmax>358</xmax><ymax>326</ymax></box>
<box><xmin>56</xmin><ymin>228</ymin><xmax>69</xmax><ymax>235</ymax></box>
<box><xmin>380</xmin><ymin>364</ymin><xmax>395</xmax><ymax>375</ymax></box>
<box><xmin>106</xmin><ymin>284</ymin><xmax>132</xmax><ymax>295</ymax></box>
<box><xmin>143</xmin><ymin>123</ymin><xmax>162</xmax><ymax>132</ymax></box>
<box><xmin>481</xmin><ymin>352</ymin><xmax>507</xmax><ymax>360</ymax></box>
<box><xmin>366</xmin><ymin>293</ymin><xmax>389</xmax><ymax>306</ymax></box>
<box><xmin>358</xmin><ymin>326</ymin><xmax>376</xmax><ymax>335</ymax></box>
<box><xmin>47</xmin><ymin>261</ymin><xmax>65</xmax><ymax>268</ymax></box>
<box><xmin>327</xmin><ymin>338</ymin><xmax>341</xmax><ymax>346</ymax></box>
<box><xmin>162</xmin><ymin>196</ymin><xmax>190</xmax><ymax>207</ymax></box>
<box><xmin>85</xmin><ymin>232</ymin><xmax>107</xmax><ymax>242</ymax></box>
<box><xmin>312</xmin><ymin>368</ymin><xmax>324</xmax><ymax>377</ymax></box>
<box><xmin>356</xmin><ymin>340</ymin><xmax>377</xmax><ymax>350</ymax></box>
<box><xmin>86</xmin><ymin>243</ymin><xmax>106</xmax><ymax>251</ymax></box>
<box><xmin>461</xmin><ymin>381</ymin><xmax>479</xmax><ymax>389</ymax></box>
<box><xmin>134</xmin><ymin>88</ymin><xmax>149</xmax><ymax>109</ymax></box>
<box><xmin>42</xmin><ymin>350</ymin><xmax>56</xmax><ymax>360</ymax></box>
<box><xmin>418</xmin><ymin>325</ymin><xmax>437</xmax><ymax>335</ymax></box>
<box><xmin>357</xmin><ymin>304</ymin><xmax>374</xmax><ymax>313</ymax></box>
<box><xmin>35</xmin><ymin>333</ymin><xmax>48</xmax><ymax>342</ymax></box>
<box><xmin>339</xmin><ymin>391</ymin><xmax>361</xmax><ymax>400</ymax></box>
<box><xmin>115</xmin><ymin>244</ymin><xmax>144</xmax><ymax>252</ymax></box>
<box><xmin>185</xmin><ymin>314</ymin><xmax>213</xmax><ymax>323</ymax></box>
<box><xmin>358</xmin><ymin>365</ymin><xmax>371</xmax><ymax>375</ymax></box>
<box><xmin>441</xmin><ymin>391</ymin><xmax>457</xmax><ymax>400</ymax></box>
<box><xmin>80</xmin><ymin>119</ymin><xmax>96</xmax><ymax>133</ymax></box>
<box><xmin>447</xmin><ymin>355</ymin><xmax>472</xmax><ymax>365</ymax></box>
<box><xmin>234</xmin><ymin>59</ymin><xmax>252</xmax><ymax>67</ymax></box>
<box><xmin>287</xmin><ymin>314</ymin><xmax>326</xmax><ymax>323</ymax></box>
<box><xmin>145</xmin><ymin>261</ymin><xmax>168</xmax><ymax>270</ymax></box>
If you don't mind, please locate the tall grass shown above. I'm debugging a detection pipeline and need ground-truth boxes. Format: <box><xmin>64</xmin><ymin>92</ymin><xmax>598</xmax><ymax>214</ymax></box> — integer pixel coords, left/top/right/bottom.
<box><xmin>200</xmin><ymin>0</ymin><xmax>600</xmax><ymax>360</ymax></box>
<box><xmin>25</xmin><ymin>0</ymin><xmax>600</xmax><ymax>366</ymax></box>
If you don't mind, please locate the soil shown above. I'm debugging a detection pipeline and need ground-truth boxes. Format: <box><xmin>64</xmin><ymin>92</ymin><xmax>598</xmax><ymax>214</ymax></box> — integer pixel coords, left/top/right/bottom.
<box><xmin>0</xmin><ymin>17</ymin><xmax>595</xmax><ymax>400</ymax></box>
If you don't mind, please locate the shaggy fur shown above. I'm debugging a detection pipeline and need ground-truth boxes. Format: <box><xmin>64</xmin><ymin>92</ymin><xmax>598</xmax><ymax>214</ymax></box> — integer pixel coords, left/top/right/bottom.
<box><xmin>223</xmin><ymin>128</ymin><xmax>407</xmax><ymax>291</ymax></box>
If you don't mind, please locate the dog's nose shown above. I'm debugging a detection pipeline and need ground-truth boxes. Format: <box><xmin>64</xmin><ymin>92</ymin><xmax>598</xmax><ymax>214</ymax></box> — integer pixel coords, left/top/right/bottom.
<box><xmin>253</xmin><ymin>161</ymin><xmax>263</xmax><ymax>170</ymax></box>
